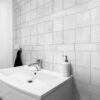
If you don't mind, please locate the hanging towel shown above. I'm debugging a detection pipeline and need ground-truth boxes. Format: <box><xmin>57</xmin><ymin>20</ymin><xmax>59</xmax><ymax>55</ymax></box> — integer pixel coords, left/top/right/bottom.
<box><xmin>14</xmin><ymin>48</ymin><xmax>23</xmax><ymax>67</ymax></box>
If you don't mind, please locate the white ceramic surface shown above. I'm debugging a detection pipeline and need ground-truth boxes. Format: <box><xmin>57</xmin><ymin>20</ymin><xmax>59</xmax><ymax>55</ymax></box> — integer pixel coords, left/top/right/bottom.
<box><xmin>0</xmin><ymin>66</ymin><xmax>72</xmax><ymax>99</ymax></box>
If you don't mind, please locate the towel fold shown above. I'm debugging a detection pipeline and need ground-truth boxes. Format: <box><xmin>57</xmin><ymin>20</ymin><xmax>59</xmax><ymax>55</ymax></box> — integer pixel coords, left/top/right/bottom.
<box><xmin>14</xmin><ymin>48</ymin><xmax>23</xmax><ymax>67</ymax></box>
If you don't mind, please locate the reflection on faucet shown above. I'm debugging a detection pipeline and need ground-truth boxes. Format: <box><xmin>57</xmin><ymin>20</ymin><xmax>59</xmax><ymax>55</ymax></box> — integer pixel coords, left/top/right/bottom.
<box><xmin>28</xmin><ymin>59</ymin><xmax>42</xmax><ymax>71</ymax></box>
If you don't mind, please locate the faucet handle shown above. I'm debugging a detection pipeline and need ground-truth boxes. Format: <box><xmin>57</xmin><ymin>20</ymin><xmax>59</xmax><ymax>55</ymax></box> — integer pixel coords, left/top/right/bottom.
<box><xmin>37</xmin><ymin>59</ymin><xmax>42</xmax><ymax>69</ymax></box>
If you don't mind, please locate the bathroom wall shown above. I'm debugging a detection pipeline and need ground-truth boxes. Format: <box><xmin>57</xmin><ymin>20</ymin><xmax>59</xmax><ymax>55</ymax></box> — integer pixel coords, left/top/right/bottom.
<box><xmin>13</xmin><ymin>0</ymin><xmax>100</xmax><ymax>100</ymax></box>
<box><xmin>0</xmin><ymin>0</ymin><xmax>13</xmax><ymax>68</ymax></box>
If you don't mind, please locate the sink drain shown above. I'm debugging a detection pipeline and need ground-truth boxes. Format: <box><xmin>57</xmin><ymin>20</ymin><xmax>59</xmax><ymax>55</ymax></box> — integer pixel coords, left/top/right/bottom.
<box><xmin>27</xmin><ymin>80</ymin><xmax>33</xmax><ymax>83</ymax></box>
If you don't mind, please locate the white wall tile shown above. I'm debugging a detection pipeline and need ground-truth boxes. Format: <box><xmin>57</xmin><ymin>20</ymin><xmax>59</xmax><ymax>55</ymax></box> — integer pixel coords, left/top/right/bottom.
<box><xmin>16</xmin><ymin>17</ymin><xmax>21</xmax><ymax>25</ymax></box>
<box><xmin>75</xmin><ymin>52</ymin><xmax>90</xmax><ymax>83</ymax></box>
<box><xmin>44</xmin><ymin>21</ymin><xmax>53</xmax><ymax>33</ymax></box>
<box><xmin>53</xmin><ymin>63</ymin><xmax>63</xmax><ymax>73</ymax></box>
<box><xmin>37</xmin><ymin>51</ymin><xmax>45</xmax><ymax>60</ymax></box>
<box><xmin>57</xmin><ymin>44</ymin><xmax>75</xmax><ymax>51</ymax></box>
<box><xmin>21</xmin><ymin>38</ymin><xmax>26</xmax><ymax>46</ymax></box>
<box><xmin>75</xmin><ymin>44</ymin><xmax>98</xmax><ymax>51</ymax></box>
<box><xmin>89</xmin><ymin>85</ymin><xmax>100</xmax><ymax>96</ymax></box>
<box><xmin>44</xmin><ymin>2</ymin><xmax>52</xmax><ymax>15</ymax></box>
<box><xmin>91</xmin><ymin>7</ymin><xmax>100</xmax><ymax>25</ymax></box>
<box><xmin>31</xmin><ymin>36</ymin><xmax>38</xmax><ymax>45</ymax></box>
<box><xmin>91</xmin><ymin>69</ymin><xmax>100</xmax><ymax>87</ymax></box>
<box><xmin>44</xmin><ymin>45</ymin><xmax>56</xmax><ymax>51</ymax></box>
<box><xmin>30</xmin><ymin>9</ymin><xmax>37</xmax><ymax>20</ymax></box>
<box><xmin>44</xmin><ymin>62</ymin><xmax>53</xmax><ymax>70</ymax></box>
<box><xmin>75</xmin><ymin>67</ymin><xmax>90</xmax><ymax>83</ymax></box>
<box><xmin>53</xmin><ymin>17</ymin><xmax>63</xmax><ymax>31</ymax></box>
<box><xmin>76</xmin><ymin>52</ymin><xmax>90</xmax><ymax>68</ymax></box>
<box><xmin>91</xmin><ymin>52</ymin><xmax>100</xmax><ymax>69</ymax></box>
<box><xmin>37</xmin><ymin>7</ymin><xmax>44</xmax><ymax>18</ymax></box>
<box><xmin>63</xmin><ymin>0</ymin><xmax>75</xmax><ymax>9</ymax></box>
<box><xmin>89</xmin><ymin>0</ymin><xmax>100</xmax><ymax>9</ymax></box>
<box><xmin>44</xmin><ymin>33</ymin><xmax>53</xmax><ymax>45</ymax></box>
<box><xmin>30</xmin><ymin>25</ymin><xmax>37</xmax><ymax>35</ymax></box>
<box><xmin>76</xmin><ymin>27</ymin><xmax>90</xmax><ymax>43</ymax></box>
<box><xmin>37</xmin><ymin>23</ymin><xmax>45</xmax><ymax>33</ymax></box>
<box><xmin>76</xmin><ymin>0</ymin><xmax>90</xmax><ymax>5</ymax></box>
<box><xmin>73</xmin><ymin>81</ymin><xmax>90</xmax><ymax>100</ymax></box>
<box><xmin>64</xmin><ymin>15</ymin><xmax>76</xmax><ymax>29</ymax></box>
<box><xmin>76</xmin><ymin>11</ymin><xmax>90</xmax><ymax>28</ymax></box>
<box><xmin>30</xmin><ymin>0</ymin><xmax>37</xmax><ymax>10</ymax></box>
<box><xmin>26</xmin><ymin>27</ymin><xmax>30</xmax><ymax>36</ymax></box>
<box><xmin>38</xmin><ymin>35</ymin><xmax>45</xmax><ymax>45</ymax></box>
<box><xmin>25</xmin><ymin>52</ymin><xmax>31</xmax><ymax>62</ymax></box>
<box><xmin>21</xmin><ymin>14</ymin><xmax>26</xmax><ymax>24</ymax></box>
<box><xmin>44</xmin><ymin>0</ymin><xmax>51</xmax><ymax>4</ymax></box>
<box><xmin>91</xmin><ymin>25</ymin><xmax>100</xmax><ymax>42</ymax></box>
<box><xmin>53</xmin><ymin>31</ymin><xmax>63</xmax><ymax>44</ymax></box>
<box><xmin>32</xmin><ymin>46</ymin><xmax>44</xmax><ymax>51</ymax></box>
<box><xmin>31</xmin><ymin>51</ymin><xmax>38</xmax><ymax>59</ymax></box>
<box><xmin>90</xmin><ymin>94</ymin><xmax>100</xmax><ymax>100</ymax></box>
<box><xmin>64</xmin><ymin>29</ymin><xmax>75</xmax><ymax>43</ymax></box>
<box><xmin>53</xmin><ymin>0</ymin><xmax>62</xmax><ymax>12</ymax></box>
<box><xmin>38</xmin><ymin>0</ymin><xmax>44</xmax><ymax>7</ymax></box>
<box><xmin>44</xmin><ymin>51</ymin><xmax>53</xmax><ymax>63</ymax></box>
<box><xmin>53</xmin><ymin>51</ymin><xmax>64</xmax><ymax>64</ymax></box>
<box><xmin>25</xmin><ymin>37</ymin><xmax>31</xmax><ymax>45</ymax></box>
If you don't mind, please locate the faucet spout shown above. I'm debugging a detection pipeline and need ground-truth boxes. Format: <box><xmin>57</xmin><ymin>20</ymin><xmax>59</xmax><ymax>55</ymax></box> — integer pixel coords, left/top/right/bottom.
<box><xmin>28</xmin><ymin>59</ymin><xmax>42</xmax><ymax>71</ymax></box>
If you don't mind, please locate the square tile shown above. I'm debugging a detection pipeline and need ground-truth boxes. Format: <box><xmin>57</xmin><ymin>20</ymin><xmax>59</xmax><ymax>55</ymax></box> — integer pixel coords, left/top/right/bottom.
<box><xmin>57</xmin><ymin>44</ymin><xmax>75</xmax><ymax>51</ymax></box>
<box><xmin>64</xmin><ymin>15</ymin><xmax>76</xmax><ymax>29</ymax></box>
<box><xmin>37</xmin><ymin>23</ymin><xmax>45</xmax><ymax>33</ymax></box>
<box><xmin>30</xmin><ymin>25</ymin><xmax>37</xmax><ymax>35</ymax></box>
<box><xmin>63</xmin><ymin>0</ymin><xmax>75</xmax><ymax>9</ymax></box>
<box><xmin>31</xmin><ymin>36</ymin><xmax>38</xmax><ymax>45</ymax></box>
<box><xmin>53</xmin><ymin>0</ymin><xmax>63</xmax><ymax>12</ymax></box>
<box><xmin>76</xmin><ymin>52</ymin><xmax>90</xmax><ymax>68</ymax></box>
<box><xmin>54</xmin><ymin>17</ymin><xmax>63</xmax><ymax>31</ymax></box>
<box><xmin>64</xmin><ymin>29</ymin><xmax>75</xmax><ymax>43</ymax></box>
<box><xmin>44</xmin><ymin>33</ymin><xmax>53</xmax><ymax>45</ymax></box>
<box><xmin>30</xmin><ymin>9</ymin><xmax>37</xmax><ymax>20</ymax></box>
<box><xmin>53</xmin><ymin>63</ymin><xmax>63</xmax><ymax>73</ymax></box>
<box><xmin>30</xmin><ymin>0</ymin><xmax>37</xmax><ymax>10</ymax></box>
<box><xmin>37</xmin><ymin>7</ymin><xmax>44</xmax><ymax>18</ymax></box>
<box><xmin>91</xmin><ymin>7</ymin><xmax>100</xmax><ymax>25</ymax></box>
<box><xmin>44</xmin><ymin>21</ymin><xmax>53</xmax><ymax>33</ymax></box>
<box><xmin>44</xmin><ymin>51</ymin><xmax>53</xmax><ymax>63</ymax></box>
<box><xmin>75</xmin><ymin>67</ymin><xmax>90</xmax><ymax>84</ymax></box>
<box><xmin>76</xmin><ymin>11</ymin><xmax>90</xmax><ymax>28</ymax></box>
<box><xmin>76</xmin><ymin>27</ymin><xmax>90</xmax><ymax>43</ymax></box>
<box><xmin>53</xmin><ymin>51</ymin><xmax>64</xmax><ymax>64</ymax></box>
<box><xmin>91</xmin><ymin>25</ymin><xmax>100</xmax><ymax>42</ymax></box>
<box><xmin>53</xmin><ymin>31</ymin><xmax>63</xmax><ymax>44</ymax></box>
<box><xmin>75</xmin><ymin>44</ymin><xmax>98</xmax><ymax>51</ymax></box>
<box><xmin>38</xmin><ymin>35</ymin><xmax>45</xmax><ymax>45</ymax></box>
<box><xmin>91</xmin><ymin>52</ymin><xmax>100</xmax><ymax>69</ymax></box>
<box><xmin>44</xmin><ymin>2</ymin><xmax>52</xmax><ymax>15</ymax></box>
<box><xmin>38</xmin><ymin>0</ymin><xmax>44</xmax><ymax>7</ymax></box>
<box><xmin>91</xmin><ymin>69</ymin><xmax>100</xmax><ymax>87</ymax></box>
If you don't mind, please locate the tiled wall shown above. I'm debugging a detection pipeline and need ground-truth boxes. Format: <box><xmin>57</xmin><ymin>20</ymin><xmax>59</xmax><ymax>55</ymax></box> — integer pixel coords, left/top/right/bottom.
<box><xmin>13</xmin><ymin>0</ymin><xmax>100</xmax><ymax>100</ymax></box>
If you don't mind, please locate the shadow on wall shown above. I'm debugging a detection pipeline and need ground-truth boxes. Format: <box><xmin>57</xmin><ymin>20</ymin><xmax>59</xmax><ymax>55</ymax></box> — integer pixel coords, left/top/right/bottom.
<box><xmin>72</xmin><ymin>80</ymin><xmax>81</xmax><ymax>100</ymax></box>
<box><xmin>70</xmin><ymin>64</ymin><xmax>81</xmax><ymax>100</ymax></box>
<box><xmin>70</xmin><ymin>64</ymin><xmax>73</xmax><ymax>75</ymax></box>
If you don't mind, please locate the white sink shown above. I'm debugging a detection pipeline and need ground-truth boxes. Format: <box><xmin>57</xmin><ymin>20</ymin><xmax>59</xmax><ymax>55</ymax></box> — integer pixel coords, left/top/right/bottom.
<box><xmin>0</xmin><ymin>66</ymin><xmax>72</xmax><ymax>100</ymax></box>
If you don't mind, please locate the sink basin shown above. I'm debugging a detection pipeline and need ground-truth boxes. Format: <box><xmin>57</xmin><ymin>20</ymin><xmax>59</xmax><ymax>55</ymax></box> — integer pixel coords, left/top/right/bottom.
<box><xmin>0</xmin><ymin>66</ymin><xmax>72</xmax><ymax>100</ymax></box>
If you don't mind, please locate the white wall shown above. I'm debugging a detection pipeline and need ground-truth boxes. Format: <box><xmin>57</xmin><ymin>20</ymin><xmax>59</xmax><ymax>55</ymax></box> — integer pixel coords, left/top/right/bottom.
<box><xmin>0</xmin><ymin>0</ymin><xmax>13</xmax><ymax>68</ymax></box>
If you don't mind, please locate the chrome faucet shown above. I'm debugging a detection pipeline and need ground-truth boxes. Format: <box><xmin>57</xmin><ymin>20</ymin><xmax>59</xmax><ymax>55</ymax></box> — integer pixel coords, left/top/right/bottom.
<box><xmin>28</xmin><ymin>59</ymin><xmax>42</xmax><ymax>71</ymax></box>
